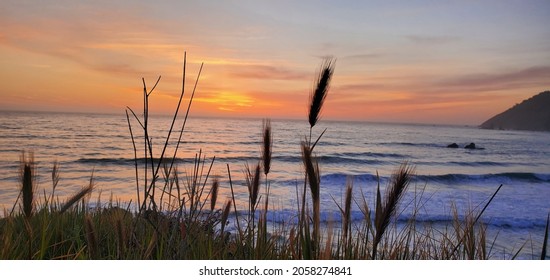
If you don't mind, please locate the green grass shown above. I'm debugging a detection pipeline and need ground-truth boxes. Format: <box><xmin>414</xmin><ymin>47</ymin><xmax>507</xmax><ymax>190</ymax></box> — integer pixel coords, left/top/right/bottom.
<box><xmin>1</xmin><ymin>54</ymin><xmax>548</xmax><ymax>260</ymax></box>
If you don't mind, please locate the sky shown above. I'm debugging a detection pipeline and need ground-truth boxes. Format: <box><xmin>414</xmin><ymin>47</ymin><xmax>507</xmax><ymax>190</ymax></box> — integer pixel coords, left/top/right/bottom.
<box><xmin>1</xmin><ymin>0</ymin><xmax>549</xmax><ymax>125</ymax></box>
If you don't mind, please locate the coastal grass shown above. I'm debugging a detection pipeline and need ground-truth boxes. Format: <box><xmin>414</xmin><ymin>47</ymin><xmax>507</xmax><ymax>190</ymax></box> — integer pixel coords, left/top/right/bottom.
<box><xmin>1</xmin><ymin>56</ymin><xmax>547</xmax><ymax>260</ymax></box>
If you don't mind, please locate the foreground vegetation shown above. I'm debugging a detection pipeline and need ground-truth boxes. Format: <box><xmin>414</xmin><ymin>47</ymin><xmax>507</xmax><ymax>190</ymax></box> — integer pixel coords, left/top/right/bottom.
<box><xmin>1</xmin><ymin>54</ymin><xmax>548</xmax><ymax>260</ymax></box>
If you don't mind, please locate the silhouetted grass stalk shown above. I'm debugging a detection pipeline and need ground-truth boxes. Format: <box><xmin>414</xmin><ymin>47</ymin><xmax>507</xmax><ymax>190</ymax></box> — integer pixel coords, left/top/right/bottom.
<box><xmin>541</xmin><ymin>213</ymin><xmax>549</xmax><ymax>260</ymax></box>
<box><xmin>308</xmin><ymin>58</ymin><xmax>335</xmax><ymax>146</ymax></box>
<box><xmin>245</xmin><ymin>162</ymin><xmax>261</xmax><ymax>256</ymax></box>
<box><xmin>372</xmin><ymin>163</ymin><xmax>414</xmax><ymax>259</ymax></box>
<box><xmin>126</xmin><ymin>52</ymin><xmax>204</xmax><ymax>214</ymax></box>
<box><xmin>301</xmin><ymin>143</ymin><xmax>320</xmax><ymax>256</ymax></box>
<box><xmin>20</xmin><ymin>151</ymin><xmax>34</xmax><ymax>219</ymax></box>
<box><xmin>343</xmin><ymin>180</ymin><xmax>353</xmax><ymax>256</ymax></box>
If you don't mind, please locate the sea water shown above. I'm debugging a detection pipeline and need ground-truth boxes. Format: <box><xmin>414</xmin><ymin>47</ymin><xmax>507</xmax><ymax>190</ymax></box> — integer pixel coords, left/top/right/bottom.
<box><xmin>1</xmin><ymin>111</ymin><xmax>549</xmax><ymax>259</ymax></box>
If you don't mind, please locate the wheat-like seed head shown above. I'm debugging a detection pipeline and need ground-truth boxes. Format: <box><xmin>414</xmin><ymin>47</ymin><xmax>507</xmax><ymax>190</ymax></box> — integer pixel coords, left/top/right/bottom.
<box><xmin>308</xmin><ymin>58</ymin><xmax>335</xmax><ymax>128</ymax></box>
<box><xmin>343</xmin><ymin>179</ymin><xmax>353</xmax><ymax>243</ymax></box>
<box><xmin>60</xmin><ymin>184</ymin><xmax>94</xmax><ymax>214</ymax></box>
<box><xmin>373</xmin><ymin>162</ymin><xmax>414</xmax><ymax>259</ymax></box>
<box><xmin>301</xmin><ymin>143</ymin><xmax>320</xmax><ymax>202</ymax></box>
<box><xmin>245</xmin><ymin>163</ymin><xmax>261</xmax><ymax>207</ymax></box>
<box><xmin>210</xmin><ymin>179</ymin><xmax>219</xmax><ymax>212</ymax></box>
<box><xmin>19</xmin><ymin>151</ymin><xmax>35</xmax><ymax>218</ymax></box>
<box><xmin>262</xmin><ymin>119</ymin><xmax>272</xmax><ymax>176</ymax></box>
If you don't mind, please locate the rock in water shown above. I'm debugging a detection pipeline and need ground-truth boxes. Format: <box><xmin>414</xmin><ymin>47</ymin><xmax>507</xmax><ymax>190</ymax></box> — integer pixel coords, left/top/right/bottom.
<box><xmin>447</xmin><ymin>143</ymin><xmax>459</xmax><ymax>148</ymax></box>
<box><xmin>465</xmin><ymin>143</ymin><xmax>476</xmax><ymax>149</ymax></box>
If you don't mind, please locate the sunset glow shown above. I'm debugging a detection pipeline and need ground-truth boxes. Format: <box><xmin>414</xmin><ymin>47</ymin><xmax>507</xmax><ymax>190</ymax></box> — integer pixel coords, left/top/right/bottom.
<box><xmin>1</xmin><ymin>1</ymin><xmax>549</xmax><ymax>124</ymax></box>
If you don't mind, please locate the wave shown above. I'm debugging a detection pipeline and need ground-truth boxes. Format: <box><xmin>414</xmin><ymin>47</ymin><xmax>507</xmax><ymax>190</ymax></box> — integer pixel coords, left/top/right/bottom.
<box><xmin>447</xmin><ymin>161</ymin><xmax>510</xmax><ymax>167</ymax></box>
<box><xmin>378</xmin><ymin>142</ymin><xmax>443</xmax><ymax>148</ymax></box>
<box><xmin>178</xmin><ymin>140</ymin><xmax>260</xmax><ymax>145</ymax></box>
<box><xmin>332</xmin><ymin>151</ymin><xmax>406</xmax><ymax>159</ymax></box>
<box><xmin>73</xmin><ymin>153</ymin><xmax>392</xmax><ymax>166</ymax></box>
<box><xmin>75</xmin><ymin>157</ymin><xmax>197</xmax><ymax>165</ymax></box>
<box><xmin>74</xmin><ymin>156</ymin><xmax>268</xmax><ymax>166</ymax></box>
<box><xmin>321</xmin><ymin>173</ymin><xmax>380</xmax><ymax>184</ymax></box>
<box><xmin>318</xmin><ymin>142</ymin><xmax>349</xmax><ymax>147</ymax></box>
<box><xmin>415</xmin><ymin>172</ymin><xmax>550</xmax><ymax>184</ymax></box>
<box><xmin>229</xmin><ymin>154</ymin><xmax>396</xmax><ymax>165</ymax></box>
<box><xmin>399</xmin><ymin>215</ymin><xmax>547</xmax><ymax>229</ymax></box>
<box><xmin>0</xmin><ymin>125</ymin><xmax>22</xmax><ymax>130</ymax></box>
<box><xmin>74</xmin><ymin>155</ymin><xmax>297</xmax><ymax>166</ymax></box>
<box><xmin>319</xmin><ymin>155</ymin><xmax>385</xmax><ymax>165</ymax></box>
<box><xmin>317</xmin><ymin>172</ymin><xmax>550</xmax><ymax>186</ymax></box>
<box><xmin>259</xmin><ymin>210</ymin><xmax>547</xmax><ymax>229</ymax></box>
<box><xmin>72</xmin><ymin>156</ymin><xmax>550</xmax><ymax>185</ymax></box>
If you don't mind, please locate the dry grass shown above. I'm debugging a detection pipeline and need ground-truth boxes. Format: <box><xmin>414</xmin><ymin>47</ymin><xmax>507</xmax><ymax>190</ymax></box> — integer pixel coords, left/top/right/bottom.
<box><xmin>210</xmin><ymin>179</ymin><xmax>219</xmax><ymax>212</ymax></box>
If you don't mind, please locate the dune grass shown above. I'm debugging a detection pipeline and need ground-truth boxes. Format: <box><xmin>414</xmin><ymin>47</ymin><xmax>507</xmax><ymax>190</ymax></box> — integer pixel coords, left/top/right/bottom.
<box><xmin>1</xmin><ymin>54</ymin><xmax>548</xmax><ymax>260</ymax></box>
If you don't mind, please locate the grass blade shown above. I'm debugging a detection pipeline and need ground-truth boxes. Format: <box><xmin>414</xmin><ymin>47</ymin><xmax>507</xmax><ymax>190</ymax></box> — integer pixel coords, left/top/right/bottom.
<box><xmin>542</xmin><ymin>213</ymin><xmax>549</xmax><ymax>260</ymax></box>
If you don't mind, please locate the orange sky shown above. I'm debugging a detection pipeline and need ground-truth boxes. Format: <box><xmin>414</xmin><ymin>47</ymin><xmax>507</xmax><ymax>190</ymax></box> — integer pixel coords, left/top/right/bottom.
<box><xmin>1</xmin><ymin>1</ymin><xmax>549</xmax><ymax>125</ymax></box>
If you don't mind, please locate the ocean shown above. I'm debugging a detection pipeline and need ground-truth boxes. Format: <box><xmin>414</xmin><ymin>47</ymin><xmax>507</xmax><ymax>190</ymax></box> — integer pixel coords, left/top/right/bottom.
<box><xmin>1</xmin><ymin>111</ymin><xmax>549</xmax><ymax>259</ymax></box>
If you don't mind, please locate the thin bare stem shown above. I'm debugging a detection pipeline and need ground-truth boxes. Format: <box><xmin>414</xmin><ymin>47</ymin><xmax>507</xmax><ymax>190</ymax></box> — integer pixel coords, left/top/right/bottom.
<box><xmin>152</xmin><ymin>53</ymin><xmax>186</xmax><ymax>193</ymax></box>
<box><xmin>126</xmin><ymin>110</ymin><xmax>141</xmax><ymax>208</ymax></box>
<box><xmin>449</xmin><ymin>184</ymin><xmax>503</xmax><ymax>257</ymax></box>
<box><xmin>541</xmin><ymin>213</ymin><xmax>549</xmax><ymax>260</ymax></box>
<box><xmin>227</xmin><ymin>164</ymin><xmax>243</xmax><ymax>239</ymax></box>
<box><xmin>301</xmin><ymin>142</ymin><xmax>320</xmax><ymax>252</ymax></box>
<box><xmin>163</xmin><ymin>61</ymin><xmax>204</xmax><ymax>201</ymax></box>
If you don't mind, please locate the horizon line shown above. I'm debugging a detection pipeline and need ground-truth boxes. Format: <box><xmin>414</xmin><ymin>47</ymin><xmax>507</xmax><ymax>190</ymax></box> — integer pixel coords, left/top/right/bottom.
<box><xmin>0</xmin><ymin>108</ymin><xmax>480</xmax><ymax>128</ymax></box>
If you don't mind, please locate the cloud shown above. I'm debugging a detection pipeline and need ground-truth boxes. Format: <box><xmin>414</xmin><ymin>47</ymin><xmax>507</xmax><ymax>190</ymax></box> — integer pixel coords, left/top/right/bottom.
<box><xmin>0</xmin><ymin>3</ymin><xmax>190</xmax><ymax>78</ymax></box>
<box><xmin>341</xmin><ymin>53</ymin><xmax>386</xmax><ymax>61</ymax></box>
<box><xmin>335</xmin><ymin>65</ymin><xmax>550</xmax><ymax>103</ymax></box>
<box><xmin>330</xmin><ymin>84</ymin><xmax>394</xmax><ymax>104</ymax></box>
<box><xmin>406</xmin><ymin>35</ymin><xmax>460</xmax><ymax>45</ymax></box>
<box><xmin>327</xmin><ymin>65</ymin><xmax>550</xmax><ymax>119</ymax></box>
<box><xmin>230</xmin><ymin>64</ymin><xmax>309</xmax><ymax>80</ymax></box>
<box><xmin>436</xmin><ymin>66</ymin><xmax>550</xmax><ymax>92</ymax></box>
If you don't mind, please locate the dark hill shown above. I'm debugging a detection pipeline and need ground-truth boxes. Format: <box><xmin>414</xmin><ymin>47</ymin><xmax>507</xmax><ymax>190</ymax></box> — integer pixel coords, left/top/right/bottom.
<box><xmin>480</xmin><ymin>91</ymin><xmax>550</xmax><ymax>131</ymax></box>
